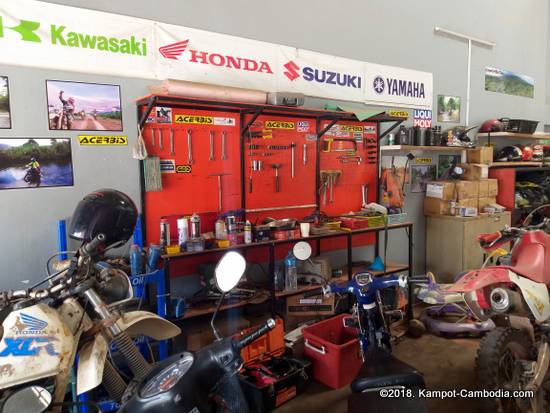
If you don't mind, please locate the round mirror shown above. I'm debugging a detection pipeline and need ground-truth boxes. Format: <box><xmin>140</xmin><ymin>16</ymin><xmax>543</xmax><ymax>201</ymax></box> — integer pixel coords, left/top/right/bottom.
<box><xmin>293</xmin><ymin>242</ymin><xmax>312</xmax><ymax>261</ymax></box>
<box><xmin>215</xmin><ymin>251</ymin><xmax>246</xmax><ymax>293</ymax></box>
<box><xmin>3</xmin><ymin>386</ymin><xmax>52</xmax><ymax>413</ymax></box>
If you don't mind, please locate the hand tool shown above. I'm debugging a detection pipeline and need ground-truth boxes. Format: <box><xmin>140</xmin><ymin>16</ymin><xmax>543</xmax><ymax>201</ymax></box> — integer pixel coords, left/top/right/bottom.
<box><xmin>151</xmin><ymin>127</ymin><xmax>155</xmax><ymax>147</ymax></box>
<box><xmin>267</xmin><ymin>145</ymin><xmax>290</xmax><ymax>150</ymax></box>
<box><xmin>158</xmin><ymin>128</ymin><xmax>164</xmax><ymax>150</ymax></box>
<box><xmin>303</xmin><ymin>144</ymin><xmax>307</xmax><ymax>165</ymax></box>
<box><xmin>249</xmin><ymin>165</ymin><xmax>253</xmax><ymax>193</ymax></box>
<box><xmin>322</xmin><ymin>138</ymin><xmax>357</xmax><ymax>153</ymax></box>
<box><xmin>245</xmin><ymin>204</ymin><xmax>317</xmax><ymax>213</ymax></box>
<box><xmin>290</xmin><ymin>142</ymin><xmax>296</xmax><ymax>178</ymax></box>
<box><xmin>187</xmin><ymin>129</ymin><xmax>194</xmax><ymax>164</ymax></box>
<box><xmin>169</xmin><ymin>126</ymin><xmax>175</xmax><ymax>156</ymax></box>
<box><xmin>361</xmin><ymin>184</ymin><xmax>368</xmax><ymax>208</ymax></box>
<box><xmin>221</xmin><ymin>131</ymin><xmax>227</xmax><ymax>160</ymax></box>
<box><xmin>272</xmin><ymin>163</ymin><xmax>282</xmax><ymax>192</ymax></box>
<box><xmin>209</xmin><ymin>130</ymin><xmax>215</xmax><ymax>161</ymax></box>
<box><xmin>210</xmin><ymin>173</ymin><xmax>229</xmax><ymax>212</ymax></box>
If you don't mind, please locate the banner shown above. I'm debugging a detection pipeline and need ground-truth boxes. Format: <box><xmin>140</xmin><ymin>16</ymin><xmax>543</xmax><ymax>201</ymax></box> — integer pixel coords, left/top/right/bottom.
<box><xmin>0</xmin><ymin>0</ymin><xmax>432</xmax><ymax>108</ymax></box>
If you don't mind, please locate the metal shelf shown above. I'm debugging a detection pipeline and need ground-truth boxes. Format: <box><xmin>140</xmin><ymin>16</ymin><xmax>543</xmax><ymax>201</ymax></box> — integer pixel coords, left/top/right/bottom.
<box><xmin>381</xmin><ymin>145</ymin><xmax>465</xmax><ymax>152</ymax></box>
<box><xmin>477</xmin><ymin>132</ymin><xmax>550</xmax><ymax>140</ymax></box>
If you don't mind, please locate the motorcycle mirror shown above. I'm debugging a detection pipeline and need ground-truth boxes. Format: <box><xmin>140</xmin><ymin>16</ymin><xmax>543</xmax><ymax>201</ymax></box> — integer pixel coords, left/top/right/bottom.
<box><xmin>3</xmin><ymin>385</ymin><xmax>52</xmax><ymax>413</ymax></box>
<box><xmin>293</xmin><ymin>241</ymin><xmax>312</xmax><ymax>261</ymax></box>
<box><xmin>215</xmin><ymin>251</ymin><xmax>246</xmax><ymax>293</ymax></box>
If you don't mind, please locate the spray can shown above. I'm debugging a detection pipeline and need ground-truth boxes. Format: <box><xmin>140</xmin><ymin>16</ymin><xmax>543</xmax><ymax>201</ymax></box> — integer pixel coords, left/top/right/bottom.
<box><xmin>160</xmin><ymin>219</ymin><xmax>170</xmax><ymax>249</ymax></box>
<box><xmin>215</xmin><ymin>219</ymin><xmax>226</xmax><ymax>240</ymax></box>
<box><xmin>177</xmin><ymin>218</ymin><xmax>189</xmax><ymax>248</ymax></box>
<box><xmin>190</xmin><ymin>213</ymin><xmax>201</xmax><ymax>239</ymax></box>
<box><xmin>244</xmin><ymin>220</ymin><xmax>252</xmax><ymax>244</ymax></box>
<box><xmin>130</xmin><ymin>245</ymin><xmax>144</xmax><ymax>276</ymax></box>
<box><xmin>147</xmin><ymin>244</ymin><xmax>161</xmax><ymax>271</ymax></box>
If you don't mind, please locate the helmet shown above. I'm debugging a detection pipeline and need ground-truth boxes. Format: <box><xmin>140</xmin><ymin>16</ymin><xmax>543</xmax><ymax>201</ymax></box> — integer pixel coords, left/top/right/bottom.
<box><xmin>522</xmin><ymin>146</ymin><xmax>534</xmax><ymax>161</ymax></box>
<box><xmin>68</xmin><ymin>97</ymin><xmax>75</xmax><ymax>105</ymax></box>
<box><xmin>69</xmin><ymin>189</ymin><xmax>137</xmax><ymax>246</ymax></box>
<box><xmin>479</xmin><ymin>119</ymin><xmax>504</xmax><ymax>133</ymax></box>
<box><xmin>495</xmin><ymin>146</ymin><xmax>523</xmax><ymax>162</ymax></box>
<box><xmin>31</xmin><ymin>157</ymin><xmax>36</xmax><ymax>162</ymax></box>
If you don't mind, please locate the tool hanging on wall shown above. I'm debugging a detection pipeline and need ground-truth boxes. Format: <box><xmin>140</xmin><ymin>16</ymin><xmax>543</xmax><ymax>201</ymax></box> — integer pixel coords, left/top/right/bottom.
<box><xmin>249</xmin><ymin>163</ymin><xmax>253</xmax><ymax>193</ymax></box>
<box><xmin>187</xmin><ymin>129</ymin><xmax>194</xmax><ymax>164</ymax></box>
<box><xmin>322</xmin><ymin>138</ymin><xmax>357</xmax><ymax>153</ymax></box>
<box><xmin>209</xmin><ymin>130</ymin><xmax>215</xmax><ymax>161</ymax></box>
<box><xmin>303</xmin><ymin>143</ymin><xmax>307</xmax><ymax>165</ymax></box>
<box><xmin>338</xmin><ymin>155</ymin><xmax>363</xmax><ymax>164</ymax></box>
<box><xmin>151</xmin><ymin>128</ymin><xmax>155</xmax><ymax>147</ymax></box>
<box><xmin>169</xmin><ymin>127</ymin><xmax>175</xmax><ymax>156</ymax></box>
<box><xmin>221</xmin><ymin>131</ymin><xmax>227</xmax><ymax>160</ymax></box>
<box><xmin>158</xmin><ymin>128</ymin><xmax>164</xmax><ymax>150</ymax></box>
<box><xmin>272</xmin><ymin>163</ymin><xmax>282</xmax><ymax>192</ymax></box>
<box><xmin>361</xmin><ymin>184</ymin><xmax>369</xmax><ymax>209</ymax></box>
<box><xmin>267</xmin><ymin>145</ymin><xmax>290</xmax><ymax>150</ymax></box>
<box><xmin>210</xmin><ymin>173</ymin><xmax>229</xmax><ymax>212</ymax></box>
<box><xmin>320</xmin><ymin>170</ymin><xmax>342</xmax><ymax>204</ymax></box>
<box><xmin>290</xmin><ymin>142</ymin><xmax>296</xmax><ymax>178</ymax></box>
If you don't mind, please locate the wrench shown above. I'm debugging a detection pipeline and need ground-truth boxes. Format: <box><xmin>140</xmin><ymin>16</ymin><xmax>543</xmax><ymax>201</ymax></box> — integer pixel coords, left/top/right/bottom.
<box><xmin>187</xmin><ymin>129</ymin><xmax>194</xmax><ymax>164</ymax></box>
<box><xmin>151</xmin><ymin>128</ymin><xmax>155</xmax><ymax>147</ymax></box>
<box><xmin>209</xmin><ymin>130</ymin><xmax>215</xmax><ymax>161</ymax></box>
<box><xmin>221</xmin><ymin>131</ymin><xmax>227</xmax><ymax>160</ymax></box>
<box><xmin>290</xmin><ymin>142</ymin><xmax>296</xmax><ymax>178</ymax></box>
<box><xmin>303</xmin><ymin>143</ymin><xmax>307</xmax><ymax>165</ymax></box>
<box><xmin>169</xmin><ymin>127</ymin><xmax>175</xmax><ymax>156</ymax></box>
<box><xmin>159</xmin><ymin>128</ymin><xmax>164</xmax><ymax>150</ymax></box>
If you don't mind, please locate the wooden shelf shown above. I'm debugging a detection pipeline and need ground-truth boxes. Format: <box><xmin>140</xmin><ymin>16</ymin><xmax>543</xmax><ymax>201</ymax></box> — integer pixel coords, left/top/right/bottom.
<box><xmin>381</xmin><ymin>145</ymin><xmax>465</xmax><ymax>152</ymax></box>
<box><xmin>489</xmin><ymin>161</ymin><xmax>543</xmax><ymax>167</ymax></box>
<box><xmin>180</xmin><ymin>293</ymin><xmax>269</xmax><ymax>320</ymax></box>
<box><xmin>477</xmin><ymin>132</ymin><xmax>550</xmax><ymax>140</ymax></box>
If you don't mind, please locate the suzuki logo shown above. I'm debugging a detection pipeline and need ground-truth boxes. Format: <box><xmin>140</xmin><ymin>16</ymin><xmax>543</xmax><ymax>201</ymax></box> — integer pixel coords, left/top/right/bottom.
<box><xmin>373</xmin><ymin>76</ymin><xmax>385</xmax><ymax>94</ymax></box>
<box><xmin>283</xmin><ymin>60</ymin><xmax>300</xmax><ymax>81</ymax></box>
<box><xmin>159</xmin><ymin>39</ymin><xmax>189</xmax><ymax>60</ymax></box>
<box><xmin>0</xmin><ymin>16</ymin><xmax>41</xmax><ymax>42</ymax></box>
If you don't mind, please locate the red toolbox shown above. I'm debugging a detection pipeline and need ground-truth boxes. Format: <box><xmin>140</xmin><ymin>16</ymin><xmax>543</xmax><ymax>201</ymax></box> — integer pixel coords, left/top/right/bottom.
<box><xmin>302</xmin><ymin>313</ymin><xmax>362</xmax><ymax>389</ymax></box>
<box><xmin>238</xmin><ymin>319</ymin><xmax>312</xmax><ymax>412</ymax></box>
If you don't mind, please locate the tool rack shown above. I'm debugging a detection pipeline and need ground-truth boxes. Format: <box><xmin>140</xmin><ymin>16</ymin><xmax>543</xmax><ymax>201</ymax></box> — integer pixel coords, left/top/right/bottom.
<box><xmin>135</xmin><ymin>95</ymin><xmax>413</xmax><ymax>319</ymax></box>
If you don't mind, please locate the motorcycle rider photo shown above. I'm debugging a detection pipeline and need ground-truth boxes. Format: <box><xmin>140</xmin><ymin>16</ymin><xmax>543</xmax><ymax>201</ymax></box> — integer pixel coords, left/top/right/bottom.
<box><xmin>24</xmin><ymin>156</ymin><xmax>41</xmax><ymax>186</ymax></box>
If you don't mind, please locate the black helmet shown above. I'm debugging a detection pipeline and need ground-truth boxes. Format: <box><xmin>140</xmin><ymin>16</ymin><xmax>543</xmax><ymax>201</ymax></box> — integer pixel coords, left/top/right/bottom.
<box><xmin>495</xmin><ymin>146</ymin><xmax>522</xmax><ymax>162</ymax></box>
<box><xmin>69</xmin><ymin>189</ymin><xmax>137</xmax><ymax>246</ymax></box>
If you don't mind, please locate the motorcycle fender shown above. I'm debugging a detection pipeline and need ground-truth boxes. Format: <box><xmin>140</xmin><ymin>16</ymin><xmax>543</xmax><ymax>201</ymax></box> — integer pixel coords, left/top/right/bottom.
<box><xmin>116</xmin><ymin>311</ymin><xmax>181</xmax><ymax>340</ymax></box>
<box><xmin>77</xmin><ymin>334</ymin><xmax>108</xmax><ymax>395</ymax></box>
<box><xmin>509</xmin><ymin>272</ymin><xmax>550</xmax><ymax>322</ymax></box>
<box><xmin>448</xmin><ymin>267</ymin><xmax>512</xmax><ymax>292</ymax></box>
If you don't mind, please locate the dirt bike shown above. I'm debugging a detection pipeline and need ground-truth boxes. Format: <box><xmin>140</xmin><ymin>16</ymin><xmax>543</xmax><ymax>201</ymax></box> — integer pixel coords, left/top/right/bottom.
<box><xmin>24</xmin><ymin>167</ymin><xmax>41</xmax><ymax>186</ymax></box>
<box><xmin>305</xmin><ymin>270</ymin><xmax>429</xmax><ymax>412</ymax></box>
<box><xmin>450</xmin><ymin>204</ymin><xmax>550</xmax><ymax>412</ymax></box>
<box><xmin>49</xmin><ymin>109</ymin><xmax>72</xmax><ymax>130</ymax></box>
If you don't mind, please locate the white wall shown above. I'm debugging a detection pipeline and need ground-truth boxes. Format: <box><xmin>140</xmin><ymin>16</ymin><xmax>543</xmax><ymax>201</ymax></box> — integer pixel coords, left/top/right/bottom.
<box><xmin>0</xmin><ymin>0</ymin><xmax>548</xmax><ymax>288</ymax></box>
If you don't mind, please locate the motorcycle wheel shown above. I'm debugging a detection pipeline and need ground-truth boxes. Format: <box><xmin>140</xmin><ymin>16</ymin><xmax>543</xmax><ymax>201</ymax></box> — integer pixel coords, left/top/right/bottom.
<box><xmin>476</xmin><ymin>327</ymin><xmax>545</xmax><ymax>413</ymax></box>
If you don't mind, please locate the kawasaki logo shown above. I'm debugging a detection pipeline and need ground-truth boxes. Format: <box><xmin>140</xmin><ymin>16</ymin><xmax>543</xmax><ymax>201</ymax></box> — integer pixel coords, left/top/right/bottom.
<box><xmin>283</xmin><ymin>60</ymin><xmax>362</xmax><ymax>89</ymax></box>
<box><xmin>159</xmin><ymin>39</ymin><xmax>273</xmax><ymax>74</ymax></box>
<box><xmin>0</xmin><ymin>16</ymin><xmax>147</xmax><ymax>56</ymax></box>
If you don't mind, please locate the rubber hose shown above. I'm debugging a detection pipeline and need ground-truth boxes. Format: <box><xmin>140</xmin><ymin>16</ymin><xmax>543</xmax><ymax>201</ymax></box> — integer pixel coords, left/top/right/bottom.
<box><xmin>111</xmin><ymin>331</ymin><xmax>153</xmax><ymax>381</ymax></box>
<box><xmin>102</xmin><ymin>359</ymin><xmax>127</xmax><ymax>402</ymax></box>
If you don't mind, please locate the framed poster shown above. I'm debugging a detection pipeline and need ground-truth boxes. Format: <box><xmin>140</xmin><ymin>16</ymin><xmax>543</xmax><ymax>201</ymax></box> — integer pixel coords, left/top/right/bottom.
<box><xmin>436</xmin><ymin>95</ymin><xmax>461</xmax><ymax>122</ymax></box>
<box><xmin>0</xmin><ymin>76</ymin><xmax>11</xmax><ymax>129</ymax></box>
<box><xmin>46</xmin><ymin>80</ymin><xmax>123</xmax><ymax>131</ymax></box>
<box><xmin>0</xmin><ymin>138</ymin><xmax>74</xmax><ymax>190</ymax></box>
<box><xmin>437</xmin><ymin>154</ymin><xmax>462</xmax><ymax>179</ymax></box>
<box><xmin>411</xmin><ymin>164</ymin><xmax>436</xmax><ymax>193</ymax></box>
<box><xmin>485</xmin><ymin>67</ymin><xmax>534</xmax><ymax>99</ymax></box>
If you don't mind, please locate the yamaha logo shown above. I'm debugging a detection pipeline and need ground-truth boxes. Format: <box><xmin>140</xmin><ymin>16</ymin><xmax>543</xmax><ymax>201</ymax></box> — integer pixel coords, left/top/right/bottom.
<box><xmin>373</xmin><ymin>76</ymin><xmax>385</xmax><ymax>94</ymax></box>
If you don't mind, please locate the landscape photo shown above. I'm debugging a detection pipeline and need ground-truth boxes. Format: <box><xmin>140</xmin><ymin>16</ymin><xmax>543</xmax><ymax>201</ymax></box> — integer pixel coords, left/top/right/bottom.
<box><xmin>47</xmin><ymin>80</ymin><xmax>123</xmax><ymax>131</ymax></box>
<box><xmin>0</xmin><ymin>138</ymin><xmax>74</xmax><ymax>190</ymax></box>
<box><xmin>437</xmin><ymin>95</ymin><xmax>460</xmax><ymax>122</ymax></box>
<box><xmin>411</xmin><ymin>164</ymin><xmax>437</xmax><ymax>193</ymax></box>
<box><xmin>485</xmin><ymin>67</ymin><xmax>534</xmax><ymax>99</ymax></box>
<box><xmin>0</xmin><ymin>76</ymin><xmax>11</xmax><ymax>129</ymax></box>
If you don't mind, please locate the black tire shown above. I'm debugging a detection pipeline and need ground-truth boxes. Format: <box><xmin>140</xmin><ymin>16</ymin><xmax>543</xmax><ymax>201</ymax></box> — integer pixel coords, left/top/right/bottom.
<box><xmin>476</xmin><ymin>327</ymin><xmax>544</xmax><ymax>413</ymax></box>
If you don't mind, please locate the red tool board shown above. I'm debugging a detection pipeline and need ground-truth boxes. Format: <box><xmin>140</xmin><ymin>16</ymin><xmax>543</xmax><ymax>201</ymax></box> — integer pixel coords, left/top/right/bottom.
<box><xmin>141</xmin><ymin>106</ymin><xmax>379</xmax><ymax>276</ymax></box>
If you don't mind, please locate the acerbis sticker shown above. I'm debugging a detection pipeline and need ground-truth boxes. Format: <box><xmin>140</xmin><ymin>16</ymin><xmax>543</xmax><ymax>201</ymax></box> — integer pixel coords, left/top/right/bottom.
<box><xmin>174</xmin><ymin>114</ymin><xmax>213</xmax><ymax>125</ymax></box>
<box><xmin>79</xmin><ymin>136</ymin><xmax>128</xmax><ymax>145</ymax></box>
<box><xmin>415</xmin><ymin>157</ymin><xmax>432</xmax><ymax>164</ymax></box>
<box><xmin>388</xmin><ymin>109</ymin><xmax>409</xmax><ymax>119</ymax></box>
<box><xmin>265</xmin><ymin>120</ymin><xmax>294</xmax><ymax>129</ymax></box>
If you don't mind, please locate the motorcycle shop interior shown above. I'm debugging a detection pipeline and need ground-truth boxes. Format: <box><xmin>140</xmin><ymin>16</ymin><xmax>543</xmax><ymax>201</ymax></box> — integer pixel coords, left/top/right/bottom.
<box><xmin>4</xmin><ymin>1</ymin><xmax>550</xmax><ymax>412</ymax></box>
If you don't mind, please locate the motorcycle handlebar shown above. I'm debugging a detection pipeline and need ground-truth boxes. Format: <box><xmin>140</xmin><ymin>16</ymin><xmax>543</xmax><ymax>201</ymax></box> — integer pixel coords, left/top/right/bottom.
<box><xmin>236</xmin><ymin>319</ymin><xmax>276</xmax><ymax>350</ymax></box>
<box><xmin>82</xmin><ymin>234</ymin><xmax>106</xmax><ymax>256</ymax></box>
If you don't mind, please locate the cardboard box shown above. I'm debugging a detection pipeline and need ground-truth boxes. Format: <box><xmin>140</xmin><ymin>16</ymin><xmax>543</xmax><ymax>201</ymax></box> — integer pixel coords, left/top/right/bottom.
<box><xmin>455</xmin><ymin>180</ymin><xmax>479</xmax><ymax>200</ymax></box>
<box><xmin>286</xmin><ymin>293</ymin><xmax>335</xmax><ymax>316</ymax></box>
<box><xmin>424</xmin><ymin>197</ymin><xmax>451</xmax><ymax>215</ymax></box>
<box><xmin>426</xmin><ymin>181</ymin><xmax>455</xmax><ymax>200</ymax></box>
<box><xmin>458</xmin><ymin>198</ymin><xmax>478</xmax><ymax>209</ymax></box>
<box><xmin>478</xmin><ymin>179</ymin><xmax>498</xmax><ymax>197</ymax></box>
<box><xmin>467</xmin><ymin>146</ymin><xmax>493</xmax><ymax>164</ymax></box>
<box><xmin>459</xmin><ymin>163</ymin><xmax>489</xmax><ymax>181</ymax></box>
<box><xmin>478</xmin><ymin>197</ymin><xmax>497</xmax><ymax>211</ymax></box>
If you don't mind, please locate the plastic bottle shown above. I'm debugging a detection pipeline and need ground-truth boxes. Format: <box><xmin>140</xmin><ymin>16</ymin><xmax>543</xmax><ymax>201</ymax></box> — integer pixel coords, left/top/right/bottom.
<box><xmin>215</xmin><ymin>219</ymin><xmax>225</xmax><ymax>240</ymax></box>
<box><xmin>244</xmin><ymin>220</ymin><xmax>252</xmax><ymax>244</ymax></box>
<box><xmin>284</xmin><ymin>252</ymin><xmax>298</xmax><ymax>291</ymax></box>
<box><xmin>177</xmin><ymin>218</ymin><xmax>188</xmax><ymax>248</ymax></box>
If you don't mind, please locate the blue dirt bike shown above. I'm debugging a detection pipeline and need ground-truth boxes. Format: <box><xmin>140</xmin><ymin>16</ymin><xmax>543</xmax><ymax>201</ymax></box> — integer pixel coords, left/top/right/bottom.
<box><xmin>305</xmin><ymin>272</ymin><xmax>429</xmax><ymax>413</ymax></box>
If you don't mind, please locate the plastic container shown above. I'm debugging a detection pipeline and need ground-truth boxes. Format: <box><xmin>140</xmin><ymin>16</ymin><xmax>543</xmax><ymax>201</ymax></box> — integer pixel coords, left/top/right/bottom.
<box><xmin>240</xmin><ymin>318</ymin><xmax>285</xmax><ymax>364</ymax></box>
<box><xmin>302</xmin><ymin>313</ymin><xmax>362</xmax><ymax>389</ymax></box>
<box><xmin>505</xmin><ymin>119</ymin><xmax>538</xmax><ymax>134</ymax></box>
<box><xmin>284</xmin><ymin>252</ymin><xmax>298</xmax><ymax>291</ymax></box>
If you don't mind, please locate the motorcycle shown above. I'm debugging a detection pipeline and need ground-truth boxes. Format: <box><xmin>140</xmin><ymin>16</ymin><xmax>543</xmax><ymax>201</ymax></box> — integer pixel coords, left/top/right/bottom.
<box><xmin>49</xmin><ymin>108</ymin><xmax>72</xmax><ymax>130</ymax></box>
<box><xmin>304</xmin><ymin>271</ymin><xmax>429</xmax><ymax>412</ymax></box>
<box><xmin>450</xmin><ymin>204</ymin><xmax>550</xmax><ymax>412</ymax></box>
<box><xmin>24</xmin><ymin>167</ymin><xmax>41</xmax><ymax>186</ymax></box>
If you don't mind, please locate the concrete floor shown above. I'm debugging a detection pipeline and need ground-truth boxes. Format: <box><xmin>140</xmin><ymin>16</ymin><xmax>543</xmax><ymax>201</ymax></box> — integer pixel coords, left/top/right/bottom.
<box><xmin>276</xmin><ymin>333</ymin><xmax>480</xmax><ymax>413</ymax></box>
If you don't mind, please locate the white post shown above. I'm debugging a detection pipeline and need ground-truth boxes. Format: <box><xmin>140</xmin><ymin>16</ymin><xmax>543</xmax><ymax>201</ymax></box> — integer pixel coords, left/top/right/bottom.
<box><xmin>466</xmin><ymin>39</ymin><xmax>472</xmax><ymax>126</ymax></box>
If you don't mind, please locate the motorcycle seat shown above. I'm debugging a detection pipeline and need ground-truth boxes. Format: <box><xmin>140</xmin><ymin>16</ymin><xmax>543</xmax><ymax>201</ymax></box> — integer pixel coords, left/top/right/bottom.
<box><xmin>350</xmin><ymin>347</ymin><xmax>425</xmax><ymax>393</ymax></box>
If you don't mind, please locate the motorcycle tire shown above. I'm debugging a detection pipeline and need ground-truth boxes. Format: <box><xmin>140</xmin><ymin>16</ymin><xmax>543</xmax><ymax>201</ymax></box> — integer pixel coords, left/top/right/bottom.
<box><xmin>476</xmin><ymin>327</ymin><xmax>545</xmax><ymax>413</ymax></box>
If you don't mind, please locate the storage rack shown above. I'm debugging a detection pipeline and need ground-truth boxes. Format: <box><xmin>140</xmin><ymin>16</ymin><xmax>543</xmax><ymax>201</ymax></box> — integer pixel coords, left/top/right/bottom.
<box><xmin>135</xmin><ymin>95</ymin><xmax>412</xmax><ymax>320</ymax></box>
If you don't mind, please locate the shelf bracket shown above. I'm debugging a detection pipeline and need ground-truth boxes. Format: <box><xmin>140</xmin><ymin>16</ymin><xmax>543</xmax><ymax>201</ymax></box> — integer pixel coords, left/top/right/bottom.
<box><xmin>137</xmin><ymin>96</ymin><xmax>158</xmax><ymax>130</ymax></box>
<box><xmin>378</xmin><ymin>119</ymin><xmax>404</xmax><ymax>141</ymax></box>
<box><xmin>241</xmin><ymin>109</ymin><xmax>263</xmax><ymax>138</ymax></box>
<box><xmin>318</xmin><ymin>117</ymin><xmax>339</xmax><ymax>139</ymax></box>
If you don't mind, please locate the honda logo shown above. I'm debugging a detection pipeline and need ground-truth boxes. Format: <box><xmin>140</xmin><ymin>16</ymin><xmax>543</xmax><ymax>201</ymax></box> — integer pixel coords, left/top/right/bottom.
<box><xmin>159</xmin><ymin>40</ymin><xmax>189</xmax><ymax>60</ymax></box>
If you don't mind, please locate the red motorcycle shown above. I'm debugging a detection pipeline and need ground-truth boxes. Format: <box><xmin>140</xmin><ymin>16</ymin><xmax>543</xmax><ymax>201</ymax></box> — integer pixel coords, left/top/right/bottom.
<box><xmin>450</xmin><ymin>205</ymin><xmax>550</xmax><ymax>412</ymax></box>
